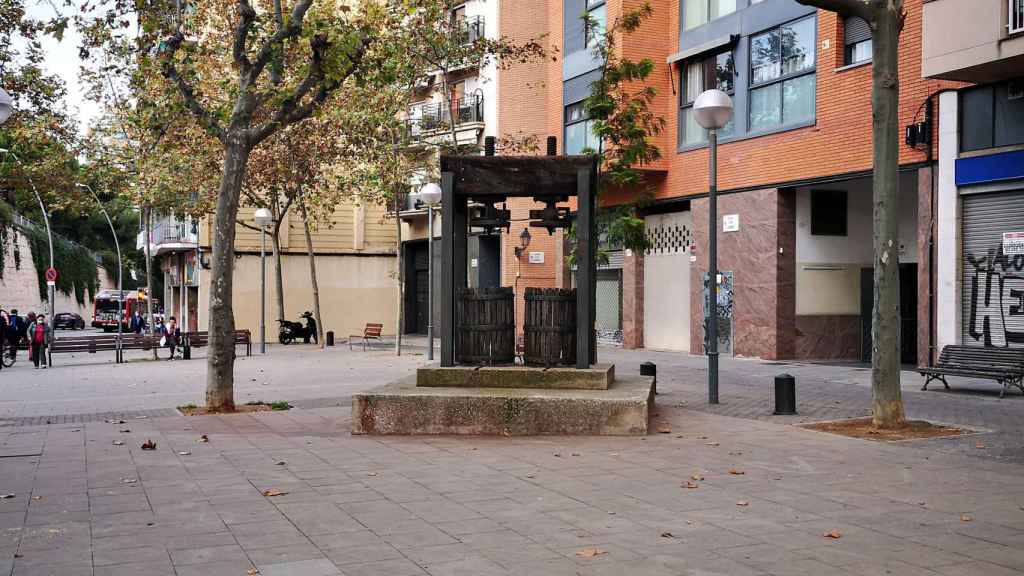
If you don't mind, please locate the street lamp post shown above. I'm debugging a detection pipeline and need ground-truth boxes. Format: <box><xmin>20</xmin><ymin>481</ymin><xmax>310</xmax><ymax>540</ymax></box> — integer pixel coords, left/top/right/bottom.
<box><xmin>419</xmin><ymin>183</ymin><xmax>443</xmax><ymax>361</ymax></box>
<box><xmin>254</xmin><ymin>208</ymin><xmax>273</xmax><ymax>354</ymax></box>
<box><xmin>693</xmin><ymin>89</ymin><xmax>734</xmax><ymax>405</ymax></box>
<box><xmin>78</xmin><ymin>183</ymin><xmax>123</xmax><ymax>360</ymax></box>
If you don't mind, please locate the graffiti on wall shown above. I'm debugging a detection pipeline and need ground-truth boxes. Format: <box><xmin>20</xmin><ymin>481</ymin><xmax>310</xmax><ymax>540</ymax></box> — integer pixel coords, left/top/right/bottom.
<box><xmin>966</xmin><ymin>247</ymin><xmax>1024</xmax><ymax>348</ymax></box>
<box><xmin>702</xmin><ymin>271</ymin><xmax>734</xmax><ymax>355</ymax></box>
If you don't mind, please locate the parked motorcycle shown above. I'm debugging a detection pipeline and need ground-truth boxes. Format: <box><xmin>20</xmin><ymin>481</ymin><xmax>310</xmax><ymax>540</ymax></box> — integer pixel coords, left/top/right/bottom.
<box><xmin>278</xmin><ymin>311</ymin><xmax>317</xmax><ymax>345</ymax></box>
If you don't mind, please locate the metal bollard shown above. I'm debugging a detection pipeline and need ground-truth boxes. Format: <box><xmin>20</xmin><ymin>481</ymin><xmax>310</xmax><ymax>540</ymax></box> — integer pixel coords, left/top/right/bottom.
<box><xmin>774</xmin><ymin>373</ymin><xmax>796</xmax><ymax>415</ymax></box>
<box><xmin>640</xmin><ymin>362</ymin><xmax>657</xmax><ymax>395</ymax></box>
<box><xmin>326</xmin><ymin>331</ymin><xmax>335</xmax><ymax>347</ymax></box>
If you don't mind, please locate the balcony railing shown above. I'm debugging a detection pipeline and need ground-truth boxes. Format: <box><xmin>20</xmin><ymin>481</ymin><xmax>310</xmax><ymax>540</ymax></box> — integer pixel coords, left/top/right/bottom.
<box><xmin>455</xmin><ymin>16</ymin><xmax>485</xmax><ymax>45</ymax></box>
<box><xmin>406</xmin><ymin>94</ymin><xmax>484</xmax><ymax>140</ymax></box>
<box><xmin>1011</xmin><ymin>0</ymin><xmax>1024</xmax><ymax>34</ymax></box>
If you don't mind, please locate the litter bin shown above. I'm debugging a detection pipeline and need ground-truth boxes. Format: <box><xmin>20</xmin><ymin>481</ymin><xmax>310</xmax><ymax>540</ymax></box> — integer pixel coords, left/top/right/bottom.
<box><xmin>774</xmin><ymin>373</ymin><xmax>796</xmax><ymax>415</ymax></box>
<box><xmin>640</xmin><ymin>362</ymin><xmax>657</xmax><ymax>394</ymax></box>
<box><xmin>326</xmin><ymin>331</ymin><xmax>335</xmax><ymax>347</ymax></box>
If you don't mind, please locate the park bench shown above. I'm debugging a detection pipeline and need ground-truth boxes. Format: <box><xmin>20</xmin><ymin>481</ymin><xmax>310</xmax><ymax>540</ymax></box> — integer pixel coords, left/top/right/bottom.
<box><xmin>47</xmin><ymin>334</ymin><xmax>156</xmax><ymax>365</ymax></box>
<box><xmin>919</xmin><ymin>345</ymin><xmax>1024</xmax><ymax>398</ymax></box>
<box><xmin>182</xmin><ymin>330</ymin><xmax>252</xmax><ymax>359</ymax></box>
<box><xmin>349</xmin><ymin>323</ymin><xmax>384</xmax><ymax>351</ymax></box>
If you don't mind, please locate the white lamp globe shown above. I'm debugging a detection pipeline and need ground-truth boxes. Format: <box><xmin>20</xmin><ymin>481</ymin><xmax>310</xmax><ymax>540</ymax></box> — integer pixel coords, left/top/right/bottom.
<box><xmin>0</xmin><ymin>89</ymin><xmax>12</xmax><ymax>125</ymax></box>
<box><xmin>254</xmin><ymin>207</ymin><xmax>273</xmax><ymax>228</ymax></box>
<box><xmin>693</xmin><ymin>89</ymin><xmax>734</xmax><ymax>130</ymax></box>
<box><xmin>419</xmin><ymin>182</ymin><xmax>442</xmax><ymax>206</ymax></box>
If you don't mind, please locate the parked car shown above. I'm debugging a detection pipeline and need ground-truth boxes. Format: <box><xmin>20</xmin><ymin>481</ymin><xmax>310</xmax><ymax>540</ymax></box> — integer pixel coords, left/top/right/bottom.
<box><xmin>53</xmin><ymin>312</ymin><xmax>86</xmax><ymax>330</ymax></box>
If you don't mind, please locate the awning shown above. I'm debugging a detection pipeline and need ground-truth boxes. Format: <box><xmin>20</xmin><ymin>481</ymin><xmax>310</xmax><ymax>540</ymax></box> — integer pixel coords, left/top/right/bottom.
<box><xmin>666</xmin><ymin>34</ymin><xmax>738</xmax><ymax>65</ymax></box>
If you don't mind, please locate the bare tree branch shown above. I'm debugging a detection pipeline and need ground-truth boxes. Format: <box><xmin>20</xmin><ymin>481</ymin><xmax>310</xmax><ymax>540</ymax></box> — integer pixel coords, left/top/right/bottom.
<box><xmin>248</xmin><ymin>0</ymin><xmax>316</xmax><ymax>84</ymax></box>
<box><xmin>794</xmin><ymin>0</ymin><xmax>873</xmax><ymax>20</ymax></box>
<box><xmin>160</xmin><ymin>33</ymin><xmax>226</xmax><ymax>142</ymax></box>
<box><xmin>233</xmin><ymin>0</ymin><xmax>257</xmax><ymax>73</ymax></box>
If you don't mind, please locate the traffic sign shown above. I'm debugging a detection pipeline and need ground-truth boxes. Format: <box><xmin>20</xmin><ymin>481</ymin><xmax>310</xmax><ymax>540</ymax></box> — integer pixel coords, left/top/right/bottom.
<box><xmin>45</xmin><ymin>267</ymin><xmax>58</xmax><ymax>283</ymax></box>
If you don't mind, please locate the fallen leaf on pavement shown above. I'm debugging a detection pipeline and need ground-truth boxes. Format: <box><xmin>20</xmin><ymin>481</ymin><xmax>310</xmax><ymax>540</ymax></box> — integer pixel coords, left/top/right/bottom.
<box><xmin>961</xmin><ymin>514</ymin><xmax>973</xmax><ymax>522</ymax></box>
<box><xmin>197</xmin><ymin>434</ymin><xmax>209</xmax><ymax>443</ymax></box>
<box><xmin>576</xmin><ymin>547</ymin><xmax>607</xmax><ymax>558</ymax></box>
<box><xmin>275</xmin><ymin>461</ymin><xmax>286</xmax><ymax>466</ymax></box>
<box><xmin>698</xmin><ymin>435</ymin><xmax>708</xmax><ymax>440</ymax></box>
<box><xmin>121</xmin><ymin>478</ymin><xmax>137</xmax><ymax>484</ymax></box>
<box><xmin>119</xmin><ymin>429</ymin><xmax>130</xmax><ymax>433</ymax></box>
<box><xmin>525</xmin><ymin>474</ymin><xmax>535</xmax><ymax>479</ymax></box>
<box><xmin>571</xmin><ymin>453</ymin><xmax>580</xmax><ymax>457</ymax></box>
<box><xmin>31</xmin><ymin>496</ymin><xmax>42</xmax><ymax>501</ymax></box>
<box><xmin>691</xmin><ymin>474</ymin><xmax>704</xmax><ymax>481</ymax></box>
<box><xmin>134</xmin><ymin>416</ymin><xmax>148</xmax><ymax>419</ymax></box>
<box><xmin>684</xmin><ymin>481</ymin><xmax>699</xmax><ymax>489</ymax></box>
<box><xmin>553</xmin><ymin>453</ymin><xmax>562</xmax><ymax>457</ymax></box>
<box><xmin>823</xmin><ymin>530</ymin><xmax>841</xmax><ymax>539</ymax></box>
<box><xmin>728</xmin><ymin>469</ymin><xmax>745</xmax><ymax>475</ymax></box>
<box><xmin>367</xmin><ymin>472</ymin><xmax>377</xmax><ymax>477</ymax></box>
<box><xmin>657</xmin><ymin>424</ymin><xmax>671</xmax><ymax>434</ymax></box>
<box><xmin>660</xmin><ymin>532</ymin><xmax>675</xmax><ymax>538</ymax></box>
<box><xmin>141</xmin><ymin>439</ymin><xmax>156</xmax><ymax>450</ymax></box>
<box><xmin>262</xmin><ymin>490</ymin><xmax>288</xmax><ymax>497</ymax></box>
<box><xmin>729</xmin><ymin>451</ymin><xmax>743</xmax><ymax>456</ymax></box>
<box><xmin>975</xmin><ymin>443</ymin><xmax>986</xmax><ymax>449</ymax></box>
<box><xmin>178</xmin><ymin>451</ymin><xmax>191</xmax><ymax>456</ymax></box>
<box><xmin>247</xmin><ymin>569</ymin><xmax>260</xmax><ymax>575</ymax></box>
<box><xmin>736</xmin><ymin>501</ymin><xmax>749</xmax><ymax>507</ymax></box>
<box><xmin>0</xmin><ymin>494</ymin><xmax>14</xmax><ymax>499</ymax></box>
<box><xmin>918</xmin><ymin>501</ymin><xmax>927</xmax><ymax>506</ymax></box>
<box><xmin>705</xmin><ymin>442</ymin><xmax>720</xmax><ymax>447</ymax></box>
<box><xmin>112</xmin><ymin>440</ymin><xmax>124</xmax><ymax>446</ymax></box>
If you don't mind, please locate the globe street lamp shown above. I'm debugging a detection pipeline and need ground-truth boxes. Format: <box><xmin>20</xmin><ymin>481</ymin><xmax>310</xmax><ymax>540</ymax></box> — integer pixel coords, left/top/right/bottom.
<box><xmin>419</xmin><ymin>182</ymin><xmax>442</xmax><ymax>361</ymax></box>
<box><xmin>254</xmin><ymin>207</ymin><xmax>273</xmax><ymax>354</ymax></box>
<box><xmin>693</xmin><ymin>88</ymin><xmax>733</xmax><ymax>405</ymax></box>
<box><xmin>78</xmin><ymin>183</ymin><xmax>124</xmax><ymax>359</ymax></box>
<box><xmin>0</xmin><ymin>89</ymin><xmax>12</xmax><ymax>124</ymax></box>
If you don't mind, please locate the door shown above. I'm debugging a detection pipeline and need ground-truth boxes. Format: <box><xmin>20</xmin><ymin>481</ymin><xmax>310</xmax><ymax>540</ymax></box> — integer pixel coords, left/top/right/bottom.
<box><xmin>961</xmin><ymin>190</ymin><xmax>1024</xmax><ymax>349</ymax></box>
<box><xmin>860</xmin><ymin>264</ymin><xmax>920</xmax><ymax>364</ymax></box>
<box><xmin>643</xmin><ymin>212</ymin><xmax>692</xmax><ymax>351</ymax></box>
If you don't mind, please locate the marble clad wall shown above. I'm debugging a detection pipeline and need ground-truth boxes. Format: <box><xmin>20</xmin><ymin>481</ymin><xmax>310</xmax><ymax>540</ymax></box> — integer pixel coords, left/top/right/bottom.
<box><xmin>689</xmin><ymin>188</ymin><xmax>796</xmax><ymax>360</ymax></box>
<box><xmin>795</xmin><ymin>315</ymin><xmax>861</xmax><ymax>359</ymax></box>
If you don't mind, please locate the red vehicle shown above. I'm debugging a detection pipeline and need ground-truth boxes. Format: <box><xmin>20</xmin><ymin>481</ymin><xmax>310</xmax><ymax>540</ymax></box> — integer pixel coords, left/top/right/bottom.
<box><xmin>91</xmin><ymin>290</ymin><xmax>158</xmax><ymax>331</ymax></box>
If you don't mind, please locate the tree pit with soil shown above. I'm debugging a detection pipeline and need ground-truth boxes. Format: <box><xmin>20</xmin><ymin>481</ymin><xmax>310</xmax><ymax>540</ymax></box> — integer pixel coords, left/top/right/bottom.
<box><xmin>801</xmin><ymin>418</ymin><xmax>973</xmax><ymax>441</ymax></box>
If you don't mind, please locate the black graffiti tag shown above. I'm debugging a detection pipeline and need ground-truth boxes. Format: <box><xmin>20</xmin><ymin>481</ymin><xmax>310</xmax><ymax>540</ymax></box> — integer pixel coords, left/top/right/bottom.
<box><xmin>967</xmin><ymin>246</ymin><xmax>1024</xmax><ymax>348</ymax></box>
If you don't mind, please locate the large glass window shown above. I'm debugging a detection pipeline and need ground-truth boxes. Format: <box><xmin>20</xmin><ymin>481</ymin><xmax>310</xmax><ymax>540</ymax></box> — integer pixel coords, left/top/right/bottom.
<box><xmin>749</xmin><ymin>16</ymin><xmax>816</xmax><ymax>132</ymax></box>
<box><xmin>565</xmin><ymin>102</ymin><xmax>600</xmax><ymax>154</ymax></box>
<box><xmin>680</xmin><ymin>51</ymin><xmax>735</xmax><ymax>146</ymax></box>
<box><xmin>684</xmin><ymin>0</ymin><xmax>737</xmax><ymax>30</ymax></box>
<box><xmin>586</xmin><ymin>1</ymin><xmax>606</xmax><ymax>48</ymax></box>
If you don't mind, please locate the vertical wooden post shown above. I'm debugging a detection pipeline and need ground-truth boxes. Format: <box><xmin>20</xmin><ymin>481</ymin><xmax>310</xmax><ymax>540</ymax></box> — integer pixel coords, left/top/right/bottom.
<box><xmin>441</xmin><ymin>171</ymin><xmax>456</xmax><ymax>366</ymax></box>
<box><xmin>576</xmin><ymin>166</ymin><xmax>594</xmax><ymax>369</ymax></box>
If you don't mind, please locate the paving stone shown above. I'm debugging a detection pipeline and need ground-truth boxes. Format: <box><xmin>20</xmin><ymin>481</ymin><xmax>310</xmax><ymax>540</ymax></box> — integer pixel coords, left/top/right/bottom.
<box><xmin>259</xmin><ymin>558</ymin><xmax>342</xmax><ymax>576</ymax></box>
<box><xmin>339</xmin><ymin>558</ymin><xmax>428</xmax><ymax>576</ymax></box>
<box><xmin>170</xmin><ymin>543</ymin><xmax>249</xmax><ymax>566</ymax></box>
<box><xmin>93</xmin><ymin>559</ymin><xmax>176</xmax><ymax>576</ymax></box>
<box><xmin>248</xmin><ymin>542</ymin><xmax>326</xmax><ymax>566</ymax></box>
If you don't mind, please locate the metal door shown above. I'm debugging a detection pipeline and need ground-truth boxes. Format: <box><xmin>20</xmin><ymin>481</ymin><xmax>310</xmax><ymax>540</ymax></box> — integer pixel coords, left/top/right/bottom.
<box><xmin>961</xmin><ymin>190</ymin><xmax>1024</xmax><ymax>348</ymax></box>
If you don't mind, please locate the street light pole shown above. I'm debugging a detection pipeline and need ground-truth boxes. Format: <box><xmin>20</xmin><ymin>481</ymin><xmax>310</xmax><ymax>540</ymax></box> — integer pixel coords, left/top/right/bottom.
<box><xmin>693</xmin><ymin>89</ymin><xmax>734</xmax><ymax>406</ymax></box>
<box><xmin>418</xmin><ymin>183</ymin><xmax>443</xmax><ymax>361</ymax></box>
<box><xmin>254</xmin><ymin>208</ymin><xmax>273</xmax><ymax>354</ymax></box>
<box><xmin>78</xmin><ymin>183</ymin><xmax>123</xmax><ymax>360</ymax></box>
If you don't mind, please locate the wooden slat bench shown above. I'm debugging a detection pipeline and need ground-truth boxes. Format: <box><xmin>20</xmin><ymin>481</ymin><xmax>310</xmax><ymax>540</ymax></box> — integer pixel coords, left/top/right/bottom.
<box><xmin>182</xmin><ymin>330</ymin><xmax>252</xmax><ymax>359</ymax></box>
<box><xmin>349</xmin><ymin>323</ymin><xmax>384</xmax><ymax>351</ymax></box>
<box><xmin>47</xmin><ymin>334</ymin><xmax>156</xmax><ymax>365</ymax></box>
<box><xmin>919</xmin><ymin>345</ymin><xmax>1024</xmax><ymax>398</ymax></box>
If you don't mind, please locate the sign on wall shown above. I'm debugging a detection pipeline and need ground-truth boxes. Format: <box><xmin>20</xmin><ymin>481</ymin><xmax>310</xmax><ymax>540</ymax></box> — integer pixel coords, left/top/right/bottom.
<box><xmin>1004</xmin><ymin>231</ymin><xmax>1024</xmax><ymax>255</ymax></box>
<box><xmin>528</xmin><ymin>252</ymin><xmax>545</xmax><ymax>264</ymax></box>
<box><xmin>723</xmin><ymin>214</ymin><xmax>740</xmax><ymax>232</ymax></box>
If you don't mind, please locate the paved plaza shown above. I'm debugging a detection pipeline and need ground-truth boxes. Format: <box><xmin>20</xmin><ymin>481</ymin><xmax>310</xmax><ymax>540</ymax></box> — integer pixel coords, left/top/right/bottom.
<box><xmin>1</xmin><ymin>342</ymin><xmax>1024</xmax><ymax>574</ymax></box>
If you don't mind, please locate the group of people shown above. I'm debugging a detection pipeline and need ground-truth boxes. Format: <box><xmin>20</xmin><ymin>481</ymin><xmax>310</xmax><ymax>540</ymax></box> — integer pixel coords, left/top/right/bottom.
<box><xmin>0</xmin><ymin>308</ymin><xmax>184</xmax><ymax>368</ymax></box>
<box><xmin>0</xmin><ymin>309</ymin><xmax>54</xmax><ymax>369</ymax></box>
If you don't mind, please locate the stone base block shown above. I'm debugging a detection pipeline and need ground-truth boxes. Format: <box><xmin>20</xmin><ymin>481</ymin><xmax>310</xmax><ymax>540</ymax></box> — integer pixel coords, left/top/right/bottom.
<box><xmin>416</xmin><ymin>363</ymin><xmax>614</xmax><ymax>390</ymax></box>
<box><xmin>352</xmin><ymin>375</ymin><xmax>653</xmax><ymax>436</ymax></box>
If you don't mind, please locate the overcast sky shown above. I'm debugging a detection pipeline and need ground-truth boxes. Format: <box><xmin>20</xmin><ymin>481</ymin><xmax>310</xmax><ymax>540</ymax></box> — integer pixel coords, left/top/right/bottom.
<box><xmin>27</xmin><ymin>0</ymin><xmax>102</xmax><ymax>134</ymax></box>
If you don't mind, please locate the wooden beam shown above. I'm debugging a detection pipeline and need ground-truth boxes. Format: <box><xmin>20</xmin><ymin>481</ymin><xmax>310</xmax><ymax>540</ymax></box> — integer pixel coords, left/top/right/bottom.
<box><xmin>441</xmin><ymin>155</ymin><xmax>595</xmax><ymax>199</ymax></box>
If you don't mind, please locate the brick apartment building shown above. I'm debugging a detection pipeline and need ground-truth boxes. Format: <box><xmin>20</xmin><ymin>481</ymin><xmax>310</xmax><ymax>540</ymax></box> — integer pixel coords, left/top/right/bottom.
<box><xmin>494</xmin><ymin>0</ymin><xmax>1001</xmax><ymax>363</ymax></box>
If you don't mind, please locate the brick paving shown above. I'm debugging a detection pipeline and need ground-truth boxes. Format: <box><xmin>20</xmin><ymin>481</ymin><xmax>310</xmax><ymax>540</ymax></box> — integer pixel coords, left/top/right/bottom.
<box><xmin>2</xmin><ymin>406</ymin><xmax>1024</xmax><ymax>575</ymax></box>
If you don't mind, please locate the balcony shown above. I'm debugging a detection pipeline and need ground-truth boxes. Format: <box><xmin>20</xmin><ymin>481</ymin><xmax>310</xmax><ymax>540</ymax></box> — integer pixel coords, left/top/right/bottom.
<box><xmin>455</xmin><ymin>16</ymin><xmax>485</xmax><ymax>45</ymax></box>
<box><xmin>922</xmin><ymin>0</ymin><xmax>1024</xmax><ymax>82</ymax></box>
<box><xmin>137</xmin><ymin>215</ymin><xmax>198</xmax><ymax>255</ymax></box>
<box><xmin>405</xmin><ymin>94</ymin><xmax>485</xmax><ymax>146</ymax></box>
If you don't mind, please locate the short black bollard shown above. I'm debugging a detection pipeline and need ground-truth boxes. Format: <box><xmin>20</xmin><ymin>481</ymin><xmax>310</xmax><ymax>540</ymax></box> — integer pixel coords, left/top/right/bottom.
<box><xmin>774</xmin><ymin>373</ymin><xmax>796</xmax><ymax>415</ymax></box>
<box><xmin>326</xmin><ymin>331</ymin><xmax>335</xmax><ymax>347</ymax></box>
<box><xmin>640</xmin><ymin>362</ymin><xmax>657</xmax><ymax>395</ymax></box>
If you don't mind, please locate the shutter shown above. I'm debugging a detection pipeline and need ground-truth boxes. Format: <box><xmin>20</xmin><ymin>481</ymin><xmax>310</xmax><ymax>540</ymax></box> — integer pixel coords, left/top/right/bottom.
<box><xmin>961</xmin><ymin>189</ymin><xmax>1024</xmax><ymax>349</ymax></box>
<box><xmin>844</xmin><ymin>17</ymin><xmax>871</xmax><ymax>46</ymax></box>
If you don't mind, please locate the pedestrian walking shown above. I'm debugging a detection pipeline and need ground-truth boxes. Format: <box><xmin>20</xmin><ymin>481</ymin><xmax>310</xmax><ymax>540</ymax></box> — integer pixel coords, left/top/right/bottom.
<box><xmin>129</xmin><ymin>310</ymin><xmax>145</xmax><ymax>334</ymax></box>
<box><xmin>0</xmin><ymin>310</ymin><xmax>7</xmax><ymax>371</ymax></box>
<box><xmin>27</xmin><ymin>314</ymin><xmax>51</xmax><ymax>369</ymax></box>
<box><xmin>7</xmin><ymin>309</ymin><xmax>21</xmax><ymax>360</ymax></box>
<box><xmin>161</xmin><ymin>316</ymin><xmax>181</xmax><ymax>360</ymax></box>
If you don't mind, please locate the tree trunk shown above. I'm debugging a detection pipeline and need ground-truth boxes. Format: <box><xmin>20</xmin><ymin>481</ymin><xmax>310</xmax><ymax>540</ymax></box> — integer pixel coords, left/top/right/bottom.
<box><xmin>870</xmin><ymin>1</ymin><xmax>905</xmax><ymax>429</ymax></box>
<box><xmin>394</xmin><ymin>188</ymin><xmax>403</xmax><ymax>356</ymax></box>
<box><xmin>299</xmin><ymin>199</ymin><xmax>325</xmax><ymax>349</ymax></box>
<box><xmin>206</xmin><ymin>135</ymin><xmax>251</xmax><ymax>412</ymax></box>
<box><xmin>272</xmin><ymin>222</ymin><xmax>285</xmax><ymax>324</ymax></box>
<box><xmin>144</xmin><ymin>206</ymin><xmax>154</xmax><ymax>336</ymax></box>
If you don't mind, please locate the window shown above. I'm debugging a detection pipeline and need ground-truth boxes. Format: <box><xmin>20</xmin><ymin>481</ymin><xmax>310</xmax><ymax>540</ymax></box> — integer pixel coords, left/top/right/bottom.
<box><xmin>960</xmin><ymin>80</ymin><xmax>1024</xmax><ymax>152</ymax></box>
<box><xmin>749</xmin><ymin>15</ymin><xmax>816</xmax><ymax>132</ymax></box>
<box><xmin>565</xmin><ymin>102</ymin><xmax>600</xmax><ymax>154</ymax></box>
<box><xmin>684</xmin><ymin>0</ymin><xmax>737</xmax><ymax>30</ymax></box>
<box><xmin>680</xmin><ymin>51</ymin><xmax>735</xmax><ymax>146</ymax></box>
<box><xmin>810</xmin><ymin>189</ymin><xmax>847</xmax><ymax>236</ymax></box>
<box><xmin>586</xmin><ymin>1</ymin><xmax>606</xmax><ymax>48</ymax></box>
<box><xmin>844</xmin><ymin>16</ymin><xmax>872</xmax><ymax>65</ymax></box>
